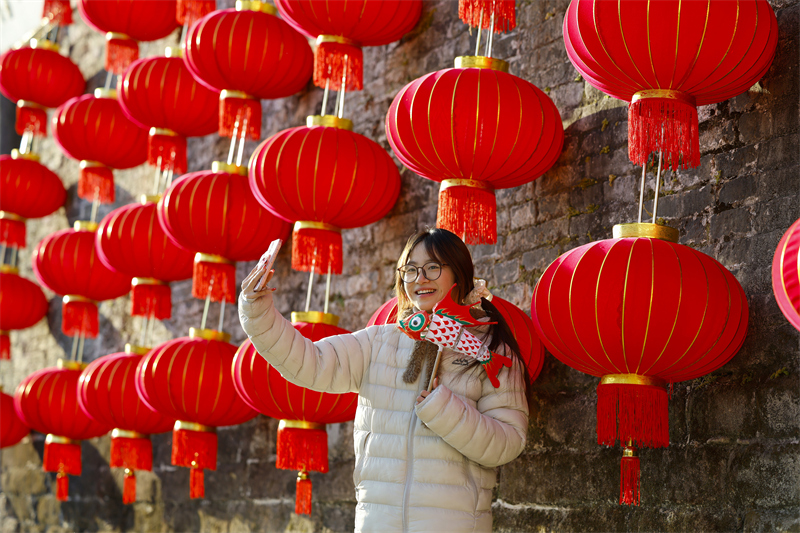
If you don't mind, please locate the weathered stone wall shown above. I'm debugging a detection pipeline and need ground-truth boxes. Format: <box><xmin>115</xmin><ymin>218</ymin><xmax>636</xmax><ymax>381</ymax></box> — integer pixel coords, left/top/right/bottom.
<box><xmin>1</xmin><ymin>0</ymin><xmax>798</xmax><ymax>531</ymax></box>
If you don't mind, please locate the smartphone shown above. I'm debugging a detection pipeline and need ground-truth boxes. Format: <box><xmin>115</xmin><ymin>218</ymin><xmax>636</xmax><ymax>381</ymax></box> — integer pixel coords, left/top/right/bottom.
<box><xmin>255</xmin><ymin>238</ymin><xmax>283</xmax><ymax>291</ymax></box>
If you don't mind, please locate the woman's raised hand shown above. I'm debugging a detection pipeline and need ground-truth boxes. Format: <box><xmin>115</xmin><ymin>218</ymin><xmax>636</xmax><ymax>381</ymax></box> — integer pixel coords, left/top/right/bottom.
<box><xmin>241</xmin><ymin>264</ymin><xmax>274</xmax><ymax>302</ymax></box>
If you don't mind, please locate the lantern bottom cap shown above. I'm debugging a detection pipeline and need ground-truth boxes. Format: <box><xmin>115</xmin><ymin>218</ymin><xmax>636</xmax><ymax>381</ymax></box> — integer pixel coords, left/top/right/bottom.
<box><xmin>613</xmin><ymin>223</ymin><xmax>679</xmax><ymax>243</ymax></box>
<box><xmin>454</xmin><ymin>56</ymin><xmax>509</xmax><ymax>73</ymax></box>
<box><xmin>599</xmin><ymin>374</ymin><xmax>668</xmax><ymax>389</ymax></box>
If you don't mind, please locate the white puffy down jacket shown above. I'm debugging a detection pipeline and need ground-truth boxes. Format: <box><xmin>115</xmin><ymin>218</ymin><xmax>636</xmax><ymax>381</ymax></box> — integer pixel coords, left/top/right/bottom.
<box><xmin>239</xmin><ymin>292</ymin><xmax>529</xmax><ymax>533</ymax></box>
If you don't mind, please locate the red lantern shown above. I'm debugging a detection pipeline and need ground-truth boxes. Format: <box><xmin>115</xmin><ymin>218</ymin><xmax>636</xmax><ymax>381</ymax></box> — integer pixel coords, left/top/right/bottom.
<box><xmin>32</xmin><ymin>222</ymin><xmax>132</xmax><ymax>338</ymax></box>
<box><xmin>52</xmin><ymin>92</ymin><xmax>148</xmax><ymax>204</ymax></box>
<box><xmin>77</xmin><ymin>0</ymin><xmax>179</xmax><ymax>74</ymax></box>
<box><xmin>249</xmin><ymin>116</ymin><xmax>400</xmax><ymax>274</ymax></box>
<box><xmin>118</xmin><ymin>55</ymin><xmax>220</xmax><ymax>174</ymax></box>
<box><xmin>773</xmin><ymin>218</ymin><xmax>800</xmax><ymax>332</ymax></box>
<box><xmin>176</xmin><ymin>0</ymin><xmax>216</xmax><ymax>27</ymax></box>
<box><xmin>274</xmin><ymin>0</ymin><xmax>421</xmax><ymax>91</ymax></box>
<box><xmin>0</xmin><ymin>40</ymin><xmax>85</xmax><ymax>137</ymax></box>
<box><xmin>386</xmin><ymin>59</ymin><xmax>564</xmax><ymax>245</ymax></box>
<box><xmin>0</xmin><ymin>266</ymin><xmax>48</xmax><ymax>360</ymax></box>
<box><xmin>96</xmin><ymin>199</ymin><xmax>194</xmax><ymax>320</ymax></box>
<box><xmin>530</xmin><ymin>223</ymin><xmax>748</xmax><ymax>505</ymax></box>
<box><xmin>564</xmin><ymin>0</ymin><xmax>778</xmax><ymax>170</ymax></box>
<box><xmin>0</xmin><ymin>390</ymin><xmax>29</xmax><ymax>448</ymax></box>
<box><xmin>15</xmin><ymin>361</ymin><xmax>112</xmax><ymax>501</ymax></box>
<box><xmin>365</xmin><ymin>297</ymin><xmax>398</xmax><ymax>327</ymax></box>
<box><xmin>232</xmin><ymin>311</ymin><xmax>356</xmax><ymax>514</ymax></box>
<box><xmin>136</xmin><ymin>328</ymin><xmax>257</xmax><ymax>498</ymax></box>
<box><xmin>78</xmin><ymin>346</ymin><xmax>175</xmax><ymax>504</ymax></box>
<box><xmin>184</xmin><ymin>3</ymin><xmax>313</xmax><ymax>139</ymax></box>
<box><xmin>158</xmin><ymin>163</ymin><xmax>291</xmax><ymax>303</ymax></box>
<box><xmin>0</xmin><ymin>152</ymin><xmax>65</xmax><ymax>249</ymax></box>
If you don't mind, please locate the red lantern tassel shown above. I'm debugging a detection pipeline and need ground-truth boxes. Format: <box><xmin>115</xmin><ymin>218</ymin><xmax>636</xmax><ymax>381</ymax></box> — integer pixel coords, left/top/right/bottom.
<box><xmin>314</xmin><ymin>40</ymin><xmax>363</xmax><ymax>91</ymax></box>
<box><xmin>123</xmin><ymin>469</ymin><xmax>136</xmax><ymax>504</ymax></box>
<box><xmin>190</xmin><ymin>468</ymin><xmax>204</xmax><ymax>499</ymax></box>
<box><xmin>628</xmin><ymin>95</ymin><xmax>699</xmax><ymax>171</ymax></box>
<box><xmin>192</xmin><ymin>258</ymin><xmax>235</xmax><ymax>304</ymax></box>
<box><xmin>148</xmin><ymin>132</ymin><xmax>187</xmax><ymax>174</ymax></box>
<box><xmin>42</xmin><ymin>0</ymin><xmax>72</xmax><ymax>25</ymax></box>
<box><xmin>177</xmin><ymin>0</ymin><xmax>217</xmax><ymax>27</ymax></box>
<box><xmin>171</xmin><ymin>426</ymin><xmax>217</xmax><ymax>499</ymax></box>
<box><xmin>437</xmin><ymin>181</ymin><xmax>497</xmax><ymax>245</ymax></box>
<box><xmin>105</xmin><ymin>35</ymin><xmax>139</xmax><ymax>75</ymax></box>
<box><xmin>15</xmin><ymin>105</ymin><xmax>47</xmax><ymax>137</ymax></box>
<box><xmin>276</xmin><ymin>424</ymin><xmax>329</xmax><ymax>473</ymax></box>
<box><xmin>78</xmin><ymin>164</ymin><xmax>115</xmax><ymax>203</ymax></box>
<box><xmin>596</xmin><ymin>381</ymin><xmax>669</xmax><ymax>449</ymax></box>
<box><xmin>61</xmin><ymin>299</ymin><xmax>99</xmax><ymax>338</ymax></box>
<box><xmin>56</xmin><ymin>473</ymin><xmax>69</xmax><ymax>501</ymax></box>
<box><xmin>292</xmin><ymin>226</ymin><xmax>343</xmax><ymax>275</ymax></box>
<box><xmin>0</xmin><ymin>333</ymin><xmax>10</xmax><ymax>360</ymax></box>
<box><xmin>295</xmin><ymin>472</ymin><xmax>312</xmax><ymax>515</ymax></box>
<box><xmin>110</xmin><ymin>435</ymin><xmax>153</xmax><ymax>471</ymax></box>
<box><xmin>0</xmin><ymin>218</ymin><xmax>26</xmax><ymax>248</ymax></box>
<box><xmin>44</xmin><ymin>441</ymin><xmax>82</xmax><ymax>475</ymax></box>
<box><xmin>620</xmin><ymin>447</ymin><xmax>641</xmax><ymax>506</ymax></box>
<box><xmin>458</xmin><ymin>0</ymin><xmax>517</xmax><ymax>32</ymax></box>
<box><xmin>219</xmin><ymin>98</ymin><xmax>260</xmax><ymax>140</ymax></box>
<box><xmin>131</xmin><ymin>283</ymin><xmax>172</xmax><ymax>320</ymax></box>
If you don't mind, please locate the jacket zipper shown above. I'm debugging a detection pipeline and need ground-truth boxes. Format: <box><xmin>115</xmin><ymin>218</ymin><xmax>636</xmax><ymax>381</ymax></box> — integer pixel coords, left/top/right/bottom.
<box><xmin>402</xmin><ymin>359</ymin><xmax>428</xmax><ymax>533</ymax></box>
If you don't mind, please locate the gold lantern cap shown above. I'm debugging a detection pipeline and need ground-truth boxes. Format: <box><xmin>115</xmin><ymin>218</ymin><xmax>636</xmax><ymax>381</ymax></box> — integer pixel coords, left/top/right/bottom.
<box><xmin>454</xmin><ymin>56</ymin><xmax>509</xmax><ymax>73</ymax></box>
<box><xmin>306</xmin><ymin>115</ymin><xmax>353</xmax><ymax>131</ymax></box>
<box><xmin>291</xmin><ymin>311</ymin><xmax>340</xmax><ymax>327</ymax></box>
<box><xmin>613</xmin><ymin>223</ymin><xmax>679</xmax><ymax>243</ymax></box>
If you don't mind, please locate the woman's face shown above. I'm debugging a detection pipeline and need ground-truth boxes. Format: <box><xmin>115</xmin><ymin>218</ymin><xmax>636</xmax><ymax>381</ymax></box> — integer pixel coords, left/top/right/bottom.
<box><xmin>403</xmin><ymin>244</ymin><xmax>456</xmax><ymax>312</ymax></box>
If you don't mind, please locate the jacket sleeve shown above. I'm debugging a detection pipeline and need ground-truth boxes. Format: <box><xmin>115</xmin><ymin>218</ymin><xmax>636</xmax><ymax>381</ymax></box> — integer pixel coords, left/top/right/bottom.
<box><xmin>238</xmin><ymin>291</ymin><xmax>375</xmax><ymax>394</ymax></box>
<box><xmin>414</xmin><ymin>355</ymin><xmax>529</xmax><ymax>468</ymax></box>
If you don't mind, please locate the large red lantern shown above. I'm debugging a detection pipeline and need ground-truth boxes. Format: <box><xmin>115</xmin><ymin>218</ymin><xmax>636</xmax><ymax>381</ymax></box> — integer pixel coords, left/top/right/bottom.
<box><xmin>32</xmin><ymin>222</ymin><xmax>132</xmax><ymax>338</ymax></box>
<box><xmin>0</xmin><ymin>40</ymin><xmax>85</xmax><ymax>137</ymax></box>
<box><xmin>158</xmin><ymin>163</ymin><xmax>291</xmax><ymax>303</ymax></box>
<box><xmin>249</xmin><ymin>116</ymin><xmax>400</xmax><ymax>274</ymax></box>
<box><xmin>0</xmin><ymin>389</ymin><xmax>29</xmax><ymax>448</ymax></box>
<box><xmin>773</xmin><ymin>218</ymin><xmax>800</xmax><ymax>332</ymax></box>
<box><xmin>386</xmin><ymin>59</ymin><xmax>564</xmax><ymax>245</ymax></box>
<box><xmin>77</xmin><ymin>0</ymin><xmax>179</xmax><ymax>74</ymax></box>
<box><xmin>564</xmin><ymin>0</ymin><xmax>778</xmax><ymax>170</ymax></box>
<box><xmin>78</xmin><ymin>346</ymin><xmax>175</xmax><ymax>504</ymax></box>
<box><xmin>15</xmin><ymin>361</ymin><xmax>112</xmax><ymax>501</ymax></box>
<box><xmin>531</xmin><ymin>223</ymin><xmax>749</xmax><ymax>505</ymax></box>
<box><xmin>184</xmin><ymin>3</ymin><xmax>313</xmax><ymax>139</ymax></box>
<box><xmin>233</xmin><ymin>311</ymin><xmax>356</xmax><ymax>514</ymax></box>
<box><xmin>274</xmin><ymin>0</ymin><xmax>422</xmax><ymax>91</ymax></box>
<box><xmin>0</xmin><ymin>152</ymin><xmax>65</xmax><ymax>249</ymax></box>
<box><xmin>0</xmin><ymin>266</ymin><xmax>48</xmax><ymax>360</ymax></box>
<box><xmin>96</xmin><ymin>199</ymin><xmax>194</xmax><ymax>320</ymax></box>
<box><xmin>136</xmin><ymin>329</ymin><xmax>257</xmax><ymax>498</ymax></box>
<box><xmin>118</xmin><ymin>54</ymin><xmax>220</xmax><ymax>174</ymax></box>
<box><xmin>52</xmin><ymin>91</ymin><xmax>148</xmax><ymax>203</ymax></box>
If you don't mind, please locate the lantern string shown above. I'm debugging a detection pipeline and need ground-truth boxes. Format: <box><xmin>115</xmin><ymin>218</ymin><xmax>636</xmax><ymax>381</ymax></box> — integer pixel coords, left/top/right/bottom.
<box><xmin>487</xmin><ymin>10</ymin><xmax>496</xmax><ymax>57</ymax></box>
<box><xmin>323</xmin><ymin>263</ymin><xmax>332</xmax><ymax>314</ymax></box>
<box><xmin>165</xmin><ymin>164</ymin><xmax>175</xmax><ymax>190</ymax></box>
<box><xmin>9</xmin><ymin>247</ymin><xmax>17</xmax><ymax>269</ymax></box>
<box><xmin>0</xmin><ymin>243</ymin><xmax>6</xmax><ymax>265</ymax></box>
<box><xmin>652</xmin><ymin>150</ymin><xmax>663</xmax><ymax>224</ymax></box>
<box><xmin>475</xmin><ymin>7</ymin><xmax>484</xmax><ymax>56</ymax></box>
<box><xmin>333</xmin><ymin>86</ymin><xmax>343</xmax><ymax>120</ymax></box>
<box><xmin>77</xmin><ymin>330</ymin><xmax>86</xmax><ymax>363</ymax></box>
<box><xmin>200</xmin><ymin>277</ymin><xmax>214</xmax><ymax>329</ymax></box>
<box><xmin>70</xmin><ymin>334</ymin><xmax>78</xmax><ymax>360</ymax></box>
<box><xmin>337</xmin><ymin>56</ymin><xmax>348</xmax><ymax>119</ymax></box>
<box><xmin>153</xmin><ymin>156</ymin><xmax>164</xmax><ymax>194</ymax></box>
<box><xmin>321</xmin><ymin>78</ymin><xmax>330</xmax><ymax>116</ymax></box>
<box><xmin>235</xmin><ymin>109</ymin><xmax>249</xmax><ymax>168</ymax></box>
<box><xmin>90</xmin><ymin>187</ymin><xmax>100</xmax><ymax>223</ymax></box>
<box><xmin>104</xmin><ymin>71</ymin><xmax>113</xmax><ymax>90</ymax></box>
<box><xmin>146</xmin><ymin>307</ymin><xmax>156</xmax><ymax>346</ymax></box>
<box><xmin>637</xmin><ymin>162</ymin><xmax>647</xmax><ymax>223</ymax></box>
<box><xmin>305</xmin><ymin>256</ymin><xmax>316</xmax><ymax>313</ymax></box>
<box><xmin>217</xmin><ymin>299</ymin><xmax>226</xmax><ymax>332</ymax></box>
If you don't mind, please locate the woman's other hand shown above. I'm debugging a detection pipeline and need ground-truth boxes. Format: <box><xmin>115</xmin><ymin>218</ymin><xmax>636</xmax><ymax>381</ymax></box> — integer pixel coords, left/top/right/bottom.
<box><xmin>241</xmin><ymin>264</ymin><xmax>274</xmax><ymax>302</ymax></box>
<box><xmin>416</xmin><ymin>377</ymin><xmax>439</xmax><ymax>404</ymax></box>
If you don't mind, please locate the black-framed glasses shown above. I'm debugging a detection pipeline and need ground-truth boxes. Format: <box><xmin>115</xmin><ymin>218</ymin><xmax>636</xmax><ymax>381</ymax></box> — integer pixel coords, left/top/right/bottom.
<box><xmin>397</xmin><ymin>262</ymin><xmax>447</xmax><ymax>283</ymax></box>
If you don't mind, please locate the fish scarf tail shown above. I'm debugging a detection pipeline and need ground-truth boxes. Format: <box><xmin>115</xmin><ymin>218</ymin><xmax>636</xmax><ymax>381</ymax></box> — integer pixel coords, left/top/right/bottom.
<box><xmin>480</xmin><ymin>352</ymin><xmax>513</xmax><ymax>388</ymax></box>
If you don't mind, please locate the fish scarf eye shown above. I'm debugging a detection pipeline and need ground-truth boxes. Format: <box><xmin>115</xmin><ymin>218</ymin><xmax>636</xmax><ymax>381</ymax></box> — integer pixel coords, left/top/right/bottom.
<box><xmin>399</xmin><ymin>311</ymin><xmax>430</xmax><ymax>340</ymax></box>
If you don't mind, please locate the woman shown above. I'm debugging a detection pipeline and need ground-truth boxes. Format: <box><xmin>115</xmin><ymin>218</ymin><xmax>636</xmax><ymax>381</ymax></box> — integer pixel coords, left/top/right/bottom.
<box><xmin>239</xmin><ymin>228</ymin><xmax>529</xmax><ymax>533</ymax></box>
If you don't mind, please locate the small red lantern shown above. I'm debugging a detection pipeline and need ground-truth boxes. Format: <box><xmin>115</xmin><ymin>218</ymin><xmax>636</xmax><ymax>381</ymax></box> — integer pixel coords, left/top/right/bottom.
<box><xmin>232</xmin><ymin>311</ymin><xmax>356</xmax><ymax>514</ymax></box>
<box><xmin>136</xmin><ymin>328</ymin><xmax>257</xmax><ymax>499</ymax></box>
<box><xmin>96</xmin><ymin>199</ymin><xmax>194</xmax><ymax>320</ymax></box>
<box><xmin>32</xmin><ymin>222</ymin><xmax>132</xmax><ymax>338</ymax></box>
<box><xmin>0</xmin><ymin>390</ymin><xmax>29</xmax><ymax>448</ymax></box>
<box><xmin>0</xmin><ymin>266</ymin><xmax>48</xmax><ymax>360</ymax></box>
<box><xmin>158</xmin><ymin>163</ymin><xmax>291</xmax><ymax>303</ymax></box>
<box><xmin>531</xmin><ymin>223</ymin><xmax>749</xmax><ymax>505</ymax></box>
<box><xmin>564</xmin><ymin>0</ymin><xmax>778</xmax><ymax>170</ymax></box>
<box><xmin>77</xmin><ymin>0</ymin><xmax>179</xmax><ymax>74</ymax></box>
<box><xmin>0</xmin><ymin>152</ymin><xmax>65</xmax><ymax>249</ymax></box>
<box><xmin>118</xmin><ymin>55</ymin><xmax>219</xmax><ymax>174</ymax></box>
<box><xmin>15</xmin><ymin>361</ymin><xmax>112</xmax><ymax>501</ymax></box>
<box><xmin>52</xmin><ymin>91</ymin><xmax>148</xmax><ymax>204</ymax></box>
<box><xmin>184</xmin><ymin>3</ymin><xmax>313</xmax><ymax>139</ymax></box>
<box><xmin>274</xmin><ymin>0</ymin><xmax>422</xmax><ymax>91</ymax></box>
<box><xmin>773</xmin><ymin>218</ymin><xmax>800</xmax><ymax>332</ymax></box>
<box><xmin>0</xmin><ymin>40</ymin><xmax>85</xmax><ymax>137</ymax></box>
<box><xmin>78</xmin><ymin>346</ymin><xmax>175</xmax><ymax>504</ymax></box>
<box><xmin>249</xmin><ymin>116</ymin><xmax>400</xmax><ymax>274</ymax></box>
<box><xmin>386</xmin><ymin>59</ymin><xmax>564</xmax><ymax>245</ymax></box>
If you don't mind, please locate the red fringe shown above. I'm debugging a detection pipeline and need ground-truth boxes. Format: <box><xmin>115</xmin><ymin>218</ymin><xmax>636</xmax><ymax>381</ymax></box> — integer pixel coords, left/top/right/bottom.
<box><xmin>177</xmin><ymin>0</ymin><xmax>217</xmax><ymax>27</ymax></box>
<box><xmin>110</xmin><ymin>436</ymin><xmax>153</xmax><ymax>471</ymax></box>
<box><xmin>596</xmin><ymin>383</ymin><xmax>669</xmax><ymax>449</ymax></box>
<box><xmin>0</xmin><ymin>218</ymin><xmax>26</xmax><ymax>248</ymax></box>
<box><xmin>190</xmin><ymin>468</ymin><xmax>204</xmax><ymax>499</ymax></box>
<box><xmin>291</xmin><ymin>228</ymin><xmax>342</xmax><ymax>275</ymax></box>
<box><xmin>148</xmin><ymin>133</ymin><xmax>187</xmax><ymax>174</ymax></box>
<box><xmin>295</xmin><ymin>476</ymin><xmax>312</xmax><ymax>515</ymax></box>
<box><xmin>15</xmin><ymin>106</ymin><xmax>47</xmax><ymax>137</ymax></box>
<box><xmin>314</xmin><ymin>41</ymin><xmax>363</xmax><ymax>91</ymax></box>
<box><xmin>123</xmin><ymin>470</ymin><xmax>136</xmax><ymax>504</ymax></box>
<box><xmin>219</xmin><ymin>99</ymin><xmax>260</xmax><ymax>140</ymax></box>
<box><xmin>628</xmin><ymin>98</ymin><xmax>700</xmax><ymax>171</ymax></box>
<box><xmin>0</xmin><ymin>334</ymin><xmax>9</xmax><ymax>360</ymax></box>
<box><xmin>192</xmin><ymin>260</ymin><xmax>235</xmax><ymax>304</ymax></box>
<box><xmin>620</xmin><ymin>455</ymin><xmax>641</xmax><ymax>506</ymax></box>
<box><xmin>276</xmin><ymin>427</ymin><xmax>329</xmax><ymax>473</ymax></box>
<box><xmin>56</xmin><ymin>473</ymin><xmax>69</xmax><ymax>501</ymax></box>
<box><xmin>171</xmin><ymin>428</ymin><xmax>217</xmax><ymax>470</ymax></box>
<box><xmin>458</xmin><ymin>0</ymin><xmax>516</xmax><ymax>32</ymax></box>
<box><xmin>44</xmin><ymin>441</ymin><xmax>82</xmax><ymax>475</ymax></box>
<box><xmin>42</xmin><ymin>0</ymin><xmax>73</xmax><ymax>25</ymax></box>
<box><xmin>106</xmin><ymin>37</ymin><xmax>139</xmax><ymax>75</ymax></box>
<box><xmin>62</xmin><ymin>300</ymin><xmax>99</xmax><ymax>338</ymax></box>
<box><xmin>437</xmin><ymin>184</ymin><xmax>497</xmax><ymax>245</ymax></box>
<box><xmin>131</xmin><ymin>283</ymin><xmax>172</xmax><ymax>319</ymax></box>
<box><xmin>78</xmin><ymin>165</ymin><xmax>115</xmax><ymax>204</ymax></box>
